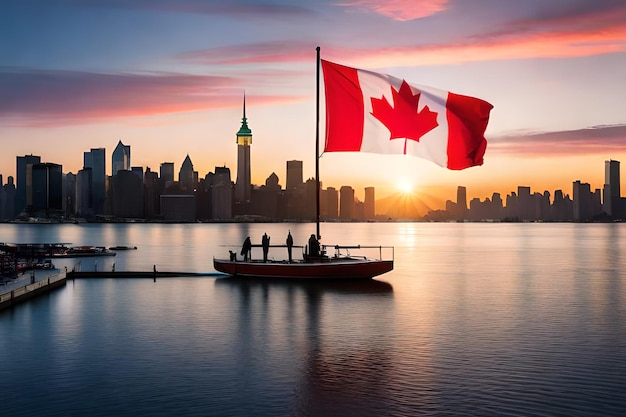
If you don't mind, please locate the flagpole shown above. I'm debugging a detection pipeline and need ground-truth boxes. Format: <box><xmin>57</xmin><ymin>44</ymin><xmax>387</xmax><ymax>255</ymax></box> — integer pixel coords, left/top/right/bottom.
<box><xmin>315</xmin><ymin>46</ymin><xmax>321</xmax><ymax>240</ymax></box>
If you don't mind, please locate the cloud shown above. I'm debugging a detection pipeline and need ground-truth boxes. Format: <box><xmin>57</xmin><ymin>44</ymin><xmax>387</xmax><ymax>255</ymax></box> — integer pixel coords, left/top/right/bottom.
<box><xmin>334</xmin><ymin>0</ymin><xmax>449</xmax><ymax>21</ymax></box>
<box><xmin>328</xmin><ymin>3</ymin><xmax>626</xmax><ymax>67</ymax></box>
<box><xmin>489</xmin><ymin>125</ymin><xmax>626</xmax><ymax>156</ymax></box>
<box><xmin>0</xmin><ymin>68</ymin><xmax>303</xmax><ymax>126</ymax></box>
<box><xmin>176</xmin><ymin>3</ymin><xmax>626</xmax><ymax>67</ymax></box>
<box><xmin>65</xmin><ymin>0</ymin><xmax>316</xmax><ymax>17</ymax></box>
<box><xmin>177</xmin><ymin>41</ymin><xmax>318</xmax><ymax>65</ymax></box>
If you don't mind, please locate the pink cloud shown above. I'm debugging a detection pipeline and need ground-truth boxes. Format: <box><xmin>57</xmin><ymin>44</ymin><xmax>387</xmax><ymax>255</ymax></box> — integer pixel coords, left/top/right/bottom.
<box><xmin>177</xmin><ymin>41</ymin><xmax>317</xmax><ymax>65</ymax></box>
<box><xmin>334</xmin><ymin>0</ymin><xmax>449</xmax><ymax>21</ymax></box>
<box><xmin>0</xmin><ymin>69</ymin><xmax>305</xmax><ymax>127</ymax></box>
<box><xmin>177</xmin><ymin>4</ymin><xmax>626</xmax><ymax>67</ymax></box>
<box><xmin>488</xmin><ymin>125</ymin><xmax>626</xmax><ymax>156</ymax></box>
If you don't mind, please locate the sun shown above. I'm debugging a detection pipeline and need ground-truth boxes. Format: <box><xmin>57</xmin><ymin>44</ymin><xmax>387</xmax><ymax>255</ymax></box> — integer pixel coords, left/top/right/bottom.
<box><xmin>395</xmin><ymin>178</ymin><xmax>415</xmax><ymax>195</ymax></box>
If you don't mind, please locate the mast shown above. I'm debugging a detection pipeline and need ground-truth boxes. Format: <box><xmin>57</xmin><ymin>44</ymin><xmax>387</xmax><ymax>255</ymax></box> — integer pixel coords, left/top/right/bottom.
<box><xmin>315</xmin><ymin>46</ymin><xmax>321</xmax><ymax>240</ymax></box>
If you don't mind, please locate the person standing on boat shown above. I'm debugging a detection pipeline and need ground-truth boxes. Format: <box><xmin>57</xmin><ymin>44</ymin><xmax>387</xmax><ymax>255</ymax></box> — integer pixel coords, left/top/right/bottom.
<box><xmin>241</xmin><ymin>236</ymin><xmax>252</xmax><ymax>262</ymax></box>
<box><xmin>286</xmin><ymin>230</ymin><xmax>293</xmax><ymax>263</ymax></box>
<box><xmin>308</xmin><ymin>234</ymin><xmax>320</xmax><ymax>257</ymax></box>
<box><xmin>262</xmin><ymin>233</ymin><xmax>270</xmax><ymax>262</ymax></box>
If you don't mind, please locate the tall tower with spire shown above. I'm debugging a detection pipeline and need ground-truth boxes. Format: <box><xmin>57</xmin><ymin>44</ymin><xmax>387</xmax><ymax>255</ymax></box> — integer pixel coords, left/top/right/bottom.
<box><xmin>235</xmin><ymin>94</ymin><xmax>252</xmax><ymax>205</ymax></box>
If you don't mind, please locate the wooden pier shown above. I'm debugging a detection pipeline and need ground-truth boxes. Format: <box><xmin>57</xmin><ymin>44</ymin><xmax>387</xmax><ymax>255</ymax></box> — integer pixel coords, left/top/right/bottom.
<box><xmin>66</xmin><ymin>271</ymin><xmax>221</xmax><ymax>279</ymax></box>
<box><xmin>0</xmin><ymin>273</ymin><xmax>67</xmax><ymax>311</ymax></box>
<box><xmin>1</xmin><ymin>270</ymin><xmax>223</xmax><ymax>311</ymax></box>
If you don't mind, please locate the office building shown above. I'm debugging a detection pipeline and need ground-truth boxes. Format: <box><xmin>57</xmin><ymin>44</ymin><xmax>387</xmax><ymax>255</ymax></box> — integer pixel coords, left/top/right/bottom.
<box><xmin>111</xmin><ymin>170</ymin><xmax>143</xmax><ymax>218</ymax></box>
<box><xmin>322</xmin><ymin>187</ymin><xmax>339</xmax><ymax>219</ymax></box>
<box><xmin>160</xmin><ymin>195</ymin><xmax>196</xmax><ymax>222</ymax></box>
<box><xmin>112</xmin><ymin>140</ymin><xmax>131</xmax><ymax>176</ymax></box>
<box><xmin>212</xmin><ymin>166</ymin><xmax>233</xmax><ymax>220</ymax></box>
<box><xmin>604</xmin><ymin>160</ymin><xmax>621</xmax><ymax>217</ymax></box>
<box><xmin>31</xmin><ymin>163</ymin><xmax>63</xmax><ymax>212</ymax></box>
<box><xmin>457</xmin><ymin>186</ymin><xmax>468</xmax><ymax>219</ymax></box>
<box><xmin>83</xmin><ymin>148</ymin><xmax>106</xmax><ymax>214</ymax></box>
<box><xmin>340</xmin><ymin>186</ymin><xmax>355</xmax><ymax>220</ymax></box>
<box><xmin>286</xmin><ymin>160</ymin><xmax>303</xmax><ymax>190</ymax></box>
<box><xmin>160</xmin><ymin>162</ymin><xmax>174</xmax><ymax>184</ymax></box>
<box><xmin>64</xmin><ymin>173</ymin><xmax>76</xmax><ymax>215</ymax></box>
<box><xmin>179</xmin><ymin>155</ymin><xmax>196</xmax><ymax>192</ymax></box>
<box><xmin>364</xmin><ymin>187</ymin><xmax>375</xmax><ymax>219</ymax></box>
<box><xmin>0</xmin><ymin>176</ymin><xmax>16</xmax><ymax>221</ymax></box>
<box><xmin>15</xmin><ymin>154</ymin><xmax>41</xmax><ymax>215</ymax></box>
<box><xmin>76</xmin><ymin>168</ymin><xmax>93</xmax><ymax>217</ymax></box>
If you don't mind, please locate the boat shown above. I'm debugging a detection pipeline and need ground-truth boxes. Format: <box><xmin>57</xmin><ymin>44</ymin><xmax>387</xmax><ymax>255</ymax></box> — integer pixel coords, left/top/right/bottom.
<box><xmin>109</xmin><ymin>246</ymin><xmax>138</xmax><ymax>250</ymax></box>
<box><xmin>214</xmin><ymin>244</ymin><xmax>393</xmax><ymax>280</ymax></box>
<box><xmin>213</xmin><ymin>48</ymin><xmax>394</xmax><ymax>280</ymax></box>
<box><xmin>52</xmin><ymin>246</ymin><xmax>116</xmax><ymax>258</ymax></box>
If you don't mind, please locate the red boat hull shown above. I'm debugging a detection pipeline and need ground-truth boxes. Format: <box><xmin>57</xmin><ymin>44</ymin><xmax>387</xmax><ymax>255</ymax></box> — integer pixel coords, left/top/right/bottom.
<box><xmin>213</xmin><ymin>258</ymin><xmax>393</xmax><ymax>280</ymax></box>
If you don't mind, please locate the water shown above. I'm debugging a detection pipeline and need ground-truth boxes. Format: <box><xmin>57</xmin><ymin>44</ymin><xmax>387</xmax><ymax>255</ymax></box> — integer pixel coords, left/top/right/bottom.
<box><xmin>1</xmin><ymin>223</ymin><xmax>625</xmax><ymax>416</ymax></box>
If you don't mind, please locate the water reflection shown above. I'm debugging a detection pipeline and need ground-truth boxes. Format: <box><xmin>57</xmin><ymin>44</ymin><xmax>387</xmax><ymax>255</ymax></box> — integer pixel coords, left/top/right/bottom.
<box><xmin>215</xmin><ymin>278</ymin><xmax>396</xmax><ymax>416</ymax></box>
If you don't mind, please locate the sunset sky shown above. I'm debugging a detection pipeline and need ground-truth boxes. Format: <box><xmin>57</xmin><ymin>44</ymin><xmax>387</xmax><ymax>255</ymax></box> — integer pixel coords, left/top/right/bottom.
<box><xmin>2</xmin><ymin>0</ymin><xmax>626</xmax><ymax>213</ymax></box>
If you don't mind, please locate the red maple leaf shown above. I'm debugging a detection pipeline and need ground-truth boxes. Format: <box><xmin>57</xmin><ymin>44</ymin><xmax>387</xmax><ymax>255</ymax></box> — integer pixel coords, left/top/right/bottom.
<box><xmin>370</xmin><ymin>80</ymin><xmax>439</xmax><ymax>153</ymax></box>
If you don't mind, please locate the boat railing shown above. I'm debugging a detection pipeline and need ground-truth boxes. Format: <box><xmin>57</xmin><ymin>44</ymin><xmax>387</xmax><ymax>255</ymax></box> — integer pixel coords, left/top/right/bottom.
<box><xmin>325</xmin><ymin>245</ymin><xmax>394</xmax><ymax>261</ymax></box>
<box><xmin>217</xmin><ymin>244</ymin><xmax>394</xmax><ymax>263</ymax></box>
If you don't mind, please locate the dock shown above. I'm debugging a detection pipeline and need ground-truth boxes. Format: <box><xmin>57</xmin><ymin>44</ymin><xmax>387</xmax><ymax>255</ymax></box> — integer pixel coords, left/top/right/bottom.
<box><xmin>66</xmin><ymin>271</ymin><xmax>222</xmax><ymax>279</ymax></box>
<box><xmin>1</xmin><ymin>270</ymin><xmax>223</xmax><ymax>311</ymax></box>
<box><xmin>0</xmin><ymin>273</ymin><xmax>67</xmax><ymax>311</ymax></box>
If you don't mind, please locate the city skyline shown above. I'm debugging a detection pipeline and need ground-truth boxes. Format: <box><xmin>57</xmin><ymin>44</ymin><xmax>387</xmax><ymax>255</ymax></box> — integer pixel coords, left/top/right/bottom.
<box><xmin>1</xmin><ymin>141</ymin><xmax>623</xmax><ymax>214</ymax></box>
<box><xmin>2</xmin><ymin>1</ymin><xmax>626</xmax><ymax>205</ymax></box>
<box><xmin>2</xmin><ymin>143</ymin><xmax>623</xmax><ymax>220</ymax></box>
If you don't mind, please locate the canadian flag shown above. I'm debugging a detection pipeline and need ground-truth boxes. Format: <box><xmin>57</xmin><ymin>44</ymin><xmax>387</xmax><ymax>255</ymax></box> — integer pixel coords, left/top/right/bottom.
<box><xmin>321</xmin><ymin>59</ymin><xmax>493</xmax><ymax>170</ymax></box>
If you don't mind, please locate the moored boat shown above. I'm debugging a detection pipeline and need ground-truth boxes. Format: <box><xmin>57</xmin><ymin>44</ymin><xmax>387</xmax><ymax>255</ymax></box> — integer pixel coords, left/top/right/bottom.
<box><xmin>109</xmin><ymin>246</ymin><xmax>138</xmax><ymax>250</ymax></box>
<box><xmin>214</xmin><ymin>244</ymin><xmax>394</xmax><ymax>280</ymax></box>
<box><xmin>53</xmin><ymin>246</ymin><xmax>116</xmax><ymax>257</ymax></box>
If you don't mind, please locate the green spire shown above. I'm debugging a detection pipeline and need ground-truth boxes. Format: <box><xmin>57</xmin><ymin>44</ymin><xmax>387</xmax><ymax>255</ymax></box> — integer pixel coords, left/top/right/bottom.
<box><xmin>236</xmin><ymin>93</ymin><xmax>252</xmax><ymax>137</ymax></box>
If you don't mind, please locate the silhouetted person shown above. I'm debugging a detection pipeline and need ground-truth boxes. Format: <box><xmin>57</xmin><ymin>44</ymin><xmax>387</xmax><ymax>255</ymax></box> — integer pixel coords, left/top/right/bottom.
<box><xmin>241</xmin><ymin>236</ymin><xmax>252</xmax><ymax>262</ymax></box>
<box><xmin>229</xmin><ymin>250</ymin><xmax>237</xmax><ymax>261</ymax></box>
<box><xmin>286</xmin><ymin>230</ymin><xmax>293</xmax><ymax>262</ymax></box>
<box><xmin>262</xmin><ymin>233</ymin><xmax>270</xmax><ymax>262</ymax></box>
<box><xmin>308</xmin><ymin>234</ymin><xmax>320</xmax><ymax>257</ymax></box>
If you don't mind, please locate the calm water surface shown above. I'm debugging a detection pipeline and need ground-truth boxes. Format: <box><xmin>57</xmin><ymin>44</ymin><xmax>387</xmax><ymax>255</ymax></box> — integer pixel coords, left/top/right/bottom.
<box><xmin>1</xmin><ymin>223</ymin><xmax>625</xmax><ymax>416</ymax></box>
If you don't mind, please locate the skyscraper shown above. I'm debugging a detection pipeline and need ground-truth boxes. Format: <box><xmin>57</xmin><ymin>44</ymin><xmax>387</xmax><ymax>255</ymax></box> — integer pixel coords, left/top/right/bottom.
<box><xmin>364</xmin><ymin>187</ymin><xmax>375</xmax><ymax>219</ymax></box>
<box><xmin>604</xmin><ymin>159</ymin><xmax>621</xmax><ymax>217</ymax></box>
<box><xmin>340</xmin><ymin>186</ymin><xmax>355</xmax><ymax>220</ymax></box>
<box><xmin>31</xmin><ymin>162</ymin><xmax>63</xmax><ymax>211</ymax></box>
<box><xmin>0</xmin><ymin>176</ymin><xmax>16</xmax><ymax>221</ymax></box>
<box><xmin>112</xmin><ymin>140</ymin><xmax>131</xmax><ymax>176</ymax></box>
<box><xmin>456</xmin><ymin>186</ymin><xmax>468</xmax><ymax>219</ymax></box>
<box><xmin>16</xmin><ymin>154</ymin><xmax>41</xmax><ymax>215</ymax></box>
<box><xmin>235</xmin><ymin>95</ymin><xmax>252</xmax><ymax>204</ymax></box>
<box><xmin>286</xmin><ymin>160</ymin><xmax>303</xmax><ymax>190</ymax></box>
<box><xmin>213</xmin><ymin>166</ymin><xmax>233</xmax><ymax>220</ymax></box>
<box><xmin>179</xmin><ymin>155</ymin><xmax>195</xmax><ymax>192</ymax></box>
<box><xmin>84</xmin><ymin>148</ymin><xmax>106</xmax><ymax>214</ymax></box>
<box><xmin>160</xmin><ymin>162</ymin><xmax>174</xmax><ymax>184</ymax></box>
